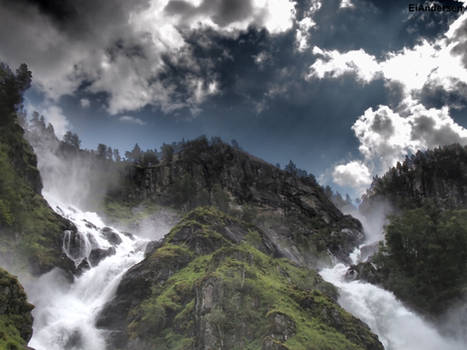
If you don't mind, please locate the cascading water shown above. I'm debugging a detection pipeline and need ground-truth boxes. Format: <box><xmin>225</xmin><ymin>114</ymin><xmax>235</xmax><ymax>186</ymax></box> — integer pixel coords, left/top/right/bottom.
<box><xmin>27</xmin><ymin>193</ymin><xmax>149</xmax><ymax>350</ymax></box>
<box><xmin>320</xmin><ymin>243</ymin><xmax>466</xmax><ymax>350</ymax></box>
<box><xmin>22</xmin><ymin>134</ymin><xmax>466</xmax><ymax>350</ymax></box>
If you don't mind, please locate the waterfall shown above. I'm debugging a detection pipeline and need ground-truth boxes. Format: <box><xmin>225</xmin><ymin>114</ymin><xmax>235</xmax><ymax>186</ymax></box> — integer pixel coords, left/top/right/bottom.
<box><xmin>320</xmin><ymin>244</ymin><xmax>465</xmax><ymax>350</ymax></box>
<box><xmin>27</xmin><ymin>193</ymin><xmax>148</xmax><ymax>350</ymax></box>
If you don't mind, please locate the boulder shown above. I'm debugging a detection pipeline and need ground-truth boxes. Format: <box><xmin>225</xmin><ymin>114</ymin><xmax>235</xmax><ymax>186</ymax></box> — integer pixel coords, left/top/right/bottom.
<box><xmin>88</xmin><ymin>247</ymin><xmax>116</xmax><ymax>266</ymax></box>
<box><xmin>101</xmin><ymin>227</ymin><xmax>122</xmax><ymax>246</ymax></box>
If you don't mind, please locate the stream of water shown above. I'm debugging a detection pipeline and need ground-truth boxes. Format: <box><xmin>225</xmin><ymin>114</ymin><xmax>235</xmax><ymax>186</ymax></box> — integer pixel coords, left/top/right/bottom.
<box><xmin>27</xmin><ymin>193</ymin><xmax>148</xmax><ymax>350</ymax></box>
<box><xmin>320</xmin><ymin>244</ymin><xmax>465</xmax><ymax>350</ymax></box>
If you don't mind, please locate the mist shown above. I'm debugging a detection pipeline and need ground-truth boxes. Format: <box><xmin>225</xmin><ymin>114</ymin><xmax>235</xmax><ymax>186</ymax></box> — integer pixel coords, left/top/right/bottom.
<box><xmin>26</xmin><ymin>118</ymin><xmax>124</xmax><ymax>211</ymax></box>
<box><xmin>124</xmin><ymin>205</ymin><xmax>180</xmax><ymax>241</ymax></box>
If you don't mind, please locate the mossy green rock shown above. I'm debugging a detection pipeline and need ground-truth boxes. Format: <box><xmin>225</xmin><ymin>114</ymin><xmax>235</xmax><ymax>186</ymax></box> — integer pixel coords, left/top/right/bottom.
<box><xmin>97</xmin><ymin>207</ymin><xmax>383</xmax><ymax>350</ymax></box>
<box><xmin>0</xmin><ymin>267</ymin><xmax>34</xmax><ymax>350</ymax></box>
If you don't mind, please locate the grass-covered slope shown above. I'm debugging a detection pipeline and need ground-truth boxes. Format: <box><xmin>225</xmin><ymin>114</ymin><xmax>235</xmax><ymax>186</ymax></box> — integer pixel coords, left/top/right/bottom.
<box><xmin>0</xmin><ymin>63</ymin><xmax>75</xmax><ymax>275</ymax></box>
<box><xmin>98</xmin><ymin>207</ymin><xmax>383</xmax><ymax>350</ymax></box>
<box><xmin>0</xmin><ymin>267</ymin><xmax>34</xmax><ymax>350</ymax></box>
<box><xmin>0</xmin><ymin>120</ymin><xmax>75</xmax><ymax>274</ymax></box>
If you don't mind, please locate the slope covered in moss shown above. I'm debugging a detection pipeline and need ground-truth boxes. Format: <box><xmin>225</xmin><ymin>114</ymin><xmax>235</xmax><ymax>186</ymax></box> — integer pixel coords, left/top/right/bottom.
<box><xmin>98</xmin><ymin>207</ymin><xmax>383</xmax><ymax>350</ymax></box>
<box><xmin>0</xmin><ymin>267</ymin><xmax>34</xmax><ymax>350</ymax></box>
<box><xmin>0</xmin><ymin>63</ymin><xmax>75</xmax><ymax>275</ymax></box>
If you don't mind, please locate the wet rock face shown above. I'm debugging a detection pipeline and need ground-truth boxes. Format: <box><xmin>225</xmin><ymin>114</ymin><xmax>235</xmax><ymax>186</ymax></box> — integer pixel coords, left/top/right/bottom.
<box><xmin>346</xmin><ymin>262</ymin><xmax>380</xmax><ymax>284</ymax></box>
<box><xmin>262</xmin><ymin>313</ymin><xmax>297</xmax><ymax>350</ymax></box>
<box><xmin>265</xmin><ymin>312</ymin><xmax>296</xmax><ymax>345</ymax></box>
<box><xmin>88</xmin><ymin>247</ymin><xmax>116</xmax><ymax>266</ymax></box>
<box><xmin>0</xmin><ymin>268</ymin><xmax>34</xmax><ymax>347</ymax></box>
<box><xmin>194</xmin><ymin>277</ymin><xmax>224</xmax><ymax>350</ymax></box>
<box><xmin>101</xmin><ymin>227</ymin><xmax>122</xmax><ymax>246</ymax></box>
<box><xmin>63</xmin><ymin>230</ymin><xmax>86</xmax><ymax>261</ymax></box>
<box><xmin>262</xmin><ymin>337</ymin><xmax>290</xmax><ymax>350</ymax></box>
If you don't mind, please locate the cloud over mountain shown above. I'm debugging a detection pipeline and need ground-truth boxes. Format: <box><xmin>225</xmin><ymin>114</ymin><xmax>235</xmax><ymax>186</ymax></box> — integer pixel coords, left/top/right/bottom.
<box><xmin>306</xmin><ymin>11</ymin><xmax>467</xmax><ymax>192</ymax></box>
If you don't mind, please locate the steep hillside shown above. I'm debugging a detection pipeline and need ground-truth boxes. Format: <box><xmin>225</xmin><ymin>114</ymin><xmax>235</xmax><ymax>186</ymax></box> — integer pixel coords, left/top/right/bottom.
<box><xmin>0</xmin><ymin>63</ymin><xmax>75</xmax><ymax>275</ymax></box>
<box><xmin>0</xmin><ymin>267</ymin><xmax>34</xmax><ymax>350</ymax></box>
<box><xmin>97</xmin><ymin>207</ymin><xmax>383</xmax><ymax>350</ymax></box>
<box><xmin>104</xmin><ymin>137</ymin><xmax>363</xmax><ymax>265</ymax></box>
<box><xmin>353</xmin><ymin>144</ymin><xmax>467</xmax><ymax>317</ymax></box>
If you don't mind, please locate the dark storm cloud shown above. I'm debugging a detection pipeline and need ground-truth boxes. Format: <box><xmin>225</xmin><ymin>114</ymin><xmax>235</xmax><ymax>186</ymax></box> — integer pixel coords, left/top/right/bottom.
<box><xmin>0</xmin><ymin>0</ymin><xmax>298</xmax><ymax>115</ymax></box>
<box><xmin>9</xmin><ymin>0</ymin><xmax>148</xmax><ymax>37</ymax></box>
<box><xmin>13</xmin><ymin>0</ymin><xmax>78</xmax><ymax>23</ymax></box>
<box><xmin>165</xmin><ymin>0</ymin><xmax>254</xmax><ymax>28</ymax></box>
<box><xmin>370</xmin><ymin>111</ymin><xmax>395</xmax><ymax>138</ymax></box>
<box><xmin>419</xmin><ymin>81</ymin><xmax>467</xmax><ymax>110</ymax></box>
<box><xmin>0</xmin><ymin>0</ymin><xmax>220</xmax><ymax>113</ymax></box>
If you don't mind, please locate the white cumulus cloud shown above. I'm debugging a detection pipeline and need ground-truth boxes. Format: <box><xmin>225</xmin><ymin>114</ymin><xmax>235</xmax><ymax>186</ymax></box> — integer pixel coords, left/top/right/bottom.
<box><xmin>80</xmin><ymin>98</ymin><xmax>90</xmax><ymax>108</ymax></box>
<box><xmin>332</xmin><ymin>161</ymin><xmax>372</xmax><ymax>190</ymax></box>
<box><xmin>333</xmin><ymin>99</ymin><xmax>467</xmax><ymax>192</ymax></box>
<box><xmin>309</xmin><ymin>12</ymin><xmax>467</xmax><ymax>193</ymax></box>
<box><xmin>308</xmin><ymin>13</ymin><xmax>467</xmax><ymax>95</ymax></box>
<box><xmin>119</xmin><ymin>115</ymin><xmax>146</xmax><ymax>126</ymax></box>
<box><xmin>295</xmin><ymin>0</ymin><xmax>321</xmax><ymax>52</ymax></box>
<box><xmin>340</xmin><ymin>0</ymin><xmax>354</xmax><ymax>9</ymax></box>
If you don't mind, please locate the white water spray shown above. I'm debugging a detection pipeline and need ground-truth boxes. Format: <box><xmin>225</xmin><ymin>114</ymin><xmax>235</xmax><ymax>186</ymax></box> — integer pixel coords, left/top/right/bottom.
<box><xmin>27</xmin><ymin>193</ymin><xmax>149</xmax><ymax>350</ymax></box>
<box><xmin>320</xmin><ymin>240</ymin><xmax>466</xmax><ymax>349</ymax></box>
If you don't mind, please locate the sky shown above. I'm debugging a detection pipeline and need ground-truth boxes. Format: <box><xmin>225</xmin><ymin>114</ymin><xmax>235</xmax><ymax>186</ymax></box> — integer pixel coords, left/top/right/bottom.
<box><xmin>2</xmin><ymin>0</ymin><xmax>467</xmax><ymax>197</ymax></box>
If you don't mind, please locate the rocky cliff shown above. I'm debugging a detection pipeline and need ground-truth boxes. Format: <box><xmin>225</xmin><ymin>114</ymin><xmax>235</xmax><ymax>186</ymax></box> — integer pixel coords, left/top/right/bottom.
<box><xmin>0</xmin><ymin>267</ymin><xmax>34</xmax><ymax>350</ymax></box>
<box><xmin>105</xmin><ymin>137</ymin><xmax>363</xmax><ymax>266</ymax></box>
<box><xmin>97</xmin><ymin>207</ymin><xmax>383</xmax><ymax>350</ymax></box>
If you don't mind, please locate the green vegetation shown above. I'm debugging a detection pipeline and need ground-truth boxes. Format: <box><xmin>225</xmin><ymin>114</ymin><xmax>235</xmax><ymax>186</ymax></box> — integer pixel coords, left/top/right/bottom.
<box><xmin>371</xmin><ymin>206</ymin><xmax>467</xmax><ymax>315</ymax></box>
<box><xmin>361</xmin><ymin>143</ymin><xmax>467</xmax><ymax>211</ymax></box>
<box><xmin>0</xmin><ymin>63</ymin><xmax>72</xmax><ymax>274</ymax></box>
<box><xmin>358</xmin><ymin>145</ymin><xmax>467</xmax><ymax>317</ymax></box>
<box><xmin>120</xmin><ymin>207</ymin><xmax>382</xmax><ymax>350</ymax></box>
<box><xmin>100</xmin><ymin>198</ymin><xmax>172</xmax><ymax>226</ymax></box>
<box><xmin>0</xmin><ymin>268</ymin><xmax>34</xmax><ymax>350</ymax></box>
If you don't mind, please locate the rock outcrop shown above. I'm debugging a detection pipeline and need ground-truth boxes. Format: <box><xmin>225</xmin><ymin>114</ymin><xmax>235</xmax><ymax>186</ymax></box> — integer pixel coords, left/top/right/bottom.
<box><xmin>97</xmin><ymin>207</ymin><xmax>383</xmax><ymax>350</ymax></box>
<box><xmin>105</xmin><ymin>137</ymin><xmax>364</xmax><ymax>265</ymax></box>
<box><xmin>361</xmin><ymin>143</ymin><xmax>467</xmax><ymax>214</ymax></box>
<box><xmin>0</xmin><ymin>267</ymin><xmax>34</xmax><ymax>350</ymax></box>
